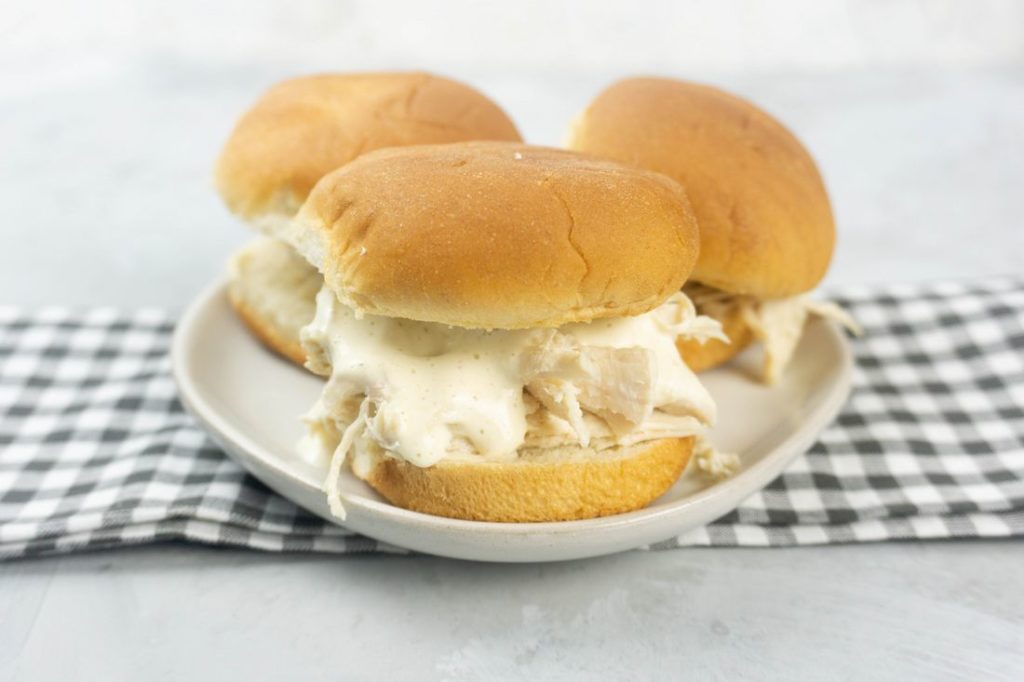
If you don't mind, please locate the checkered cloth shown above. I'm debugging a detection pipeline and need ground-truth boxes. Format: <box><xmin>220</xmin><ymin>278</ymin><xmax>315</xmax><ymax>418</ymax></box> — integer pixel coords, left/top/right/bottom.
<box><xmin>2</xmin><ymin>277</ymin><xmax>1023</xmax><ymax>559</ymax></box>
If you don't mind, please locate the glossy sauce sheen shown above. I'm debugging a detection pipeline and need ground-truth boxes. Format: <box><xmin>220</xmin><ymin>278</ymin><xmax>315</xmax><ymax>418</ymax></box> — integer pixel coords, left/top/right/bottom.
<box><xmin>301</xmin><ymin>288</ymin><xmax>720</xmax><ymax>471</ymax></box>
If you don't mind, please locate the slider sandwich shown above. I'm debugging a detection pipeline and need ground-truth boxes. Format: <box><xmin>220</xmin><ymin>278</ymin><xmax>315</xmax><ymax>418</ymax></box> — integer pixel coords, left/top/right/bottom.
<box><xmin>568</xmin><ymin>78</ymin><xmax>858</xmax><ymax>383</ymax></box>
<box><xmin>273</xmin><ymin>142</ymin><xmax>731</xmax><ymax>522</ymax></box>
<box><xmin>214</xmin><ymin>73</ymin><xmax>522</xmax><ymax>364</ymax></box>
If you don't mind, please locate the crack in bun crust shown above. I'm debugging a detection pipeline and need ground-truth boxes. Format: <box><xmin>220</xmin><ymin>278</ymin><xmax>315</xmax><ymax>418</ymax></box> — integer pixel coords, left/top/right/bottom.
<box><xmin>289</xmin><ymin>142</ymin><xmax>701</xmax><ymax>329</ymax></box>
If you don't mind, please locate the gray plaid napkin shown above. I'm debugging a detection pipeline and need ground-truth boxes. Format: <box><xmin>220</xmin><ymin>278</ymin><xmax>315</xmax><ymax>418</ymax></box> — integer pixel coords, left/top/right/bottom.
<box><xmin>2</xmin><ymin>278</ymin><xmax>1023</xmax><ymax>559</ymax></box>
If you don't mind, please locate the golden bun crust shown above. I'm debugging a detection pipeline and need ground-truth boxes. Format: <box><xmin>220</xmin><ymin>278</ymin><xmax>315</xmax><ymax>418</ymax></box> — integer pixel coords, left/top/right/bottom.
<box><xmin>229</xmin><ymin>293</ymin><xmax>307</xmax><ymax>367</ymax></box>
<box><xmin>568</xmin><ymin>77</ymin><xmax>835</xmax><ymax>297</ymax></box>
<box><xmin>215</xmin><ymin>72</ymin><xmax>522</xmax><ymax>223</ymax></box>
<box><xmin>359</xmin><ymin>437</ymin><xmax>694</xmax><ymax>522</ymax></box>
<box><xmin>676</xmin><ymin>304</ymin><xmax>753</xmax><ymax>372</ymax></box>
<box><xmin>289</xmin><ymin>141</ymin><xmax>700</xmax><ymax>329</ymax></box>
<box><xmin>227</xmin><ymin>239</ymin><xmax>322</xmax><ymax>367</ymax></box>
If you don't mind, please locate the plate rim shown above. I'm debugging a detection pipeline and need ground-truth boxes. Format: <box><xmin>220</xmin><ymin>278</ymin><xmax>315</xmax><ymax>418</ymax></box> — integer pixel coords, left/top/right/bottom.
<box><xmin>172</xmin><ymin>280</ymin><xmax>853</xmax><ymax>543</ymax></box>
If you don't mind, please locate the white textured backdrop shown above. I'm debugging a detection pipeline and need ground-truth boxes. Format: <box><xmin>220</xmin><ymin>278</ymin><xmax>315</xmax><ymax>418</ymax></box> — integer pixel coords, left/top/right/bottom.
<box><xmin>2</xmin><ymin>0</ymin><xmax>1023</xmax><ymax>307</ymax></box>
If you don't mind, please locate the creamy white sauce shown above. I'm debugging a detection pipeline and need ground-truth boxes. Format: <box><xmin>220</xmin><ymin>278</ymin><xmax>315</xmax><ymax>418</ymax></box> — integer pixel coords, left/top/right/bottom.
<box><xmin>300</xmin><ymin>288</ymin><xmax>725</xmax><ymax>518</ymax></box>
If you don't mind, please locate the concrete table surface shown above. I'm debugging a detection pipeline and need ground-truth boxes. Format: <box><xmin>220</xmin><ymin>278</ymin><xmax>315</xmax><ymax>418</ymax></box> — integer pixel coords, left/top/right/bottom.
<box><xmin>2</xmin><ymin>2</ymin><xmax>1023</xmax><ymax>679</ymax></box>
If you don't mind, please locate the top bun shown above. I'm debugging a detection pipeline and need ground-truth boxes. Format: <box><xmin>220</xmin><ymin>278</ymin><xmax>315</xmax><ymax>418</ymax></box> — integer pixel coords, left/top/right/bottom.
<box><xmin>568</xmin><ymin>77</ymin><xmax>834</xmax><ymax>298</ymax></box>
<box><xmin>284</xmin><ymin>142</ymin><xmax>700</xmax><ymax>329</ymax></box>
<box><xmin>215</xmin><ymin>72</ymin><xmax>521</xmax><ymax>227</ymax></box>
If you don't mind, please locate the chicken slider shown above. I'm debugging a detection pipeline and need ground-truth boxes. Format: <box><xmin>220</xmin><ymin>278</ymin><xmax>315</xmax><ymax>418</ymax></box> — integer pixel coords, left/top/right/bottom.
<box><xmin>568</xmin><ymin>78</ymin><xmax>858</xmax><ymax>383</ymax></box>
<box><xmin>274</xmin><ymin>141</ymin><xmax>729</xmax><ymax>522</ymax></box>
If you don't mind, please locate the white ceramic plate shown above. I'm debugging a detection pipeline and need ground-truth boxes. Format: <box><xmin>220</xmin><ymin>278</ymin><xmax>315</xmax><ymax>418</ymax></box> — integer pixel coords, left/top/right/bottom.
<box><xmin>172</xmin><ymin>282</ymin><xmax>852</xmax><ymax>562</ymax></box>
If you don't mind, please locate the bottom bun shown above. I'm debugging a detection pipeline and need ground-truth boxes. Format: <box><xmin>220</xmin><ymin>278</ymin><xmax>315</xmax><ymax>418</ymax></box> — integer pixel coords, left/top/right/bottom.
<box><xmin>227</xmin><ymin>238</ymin><xmax>321</xmax><ymax>368</ymax></box>
<box><xmin>676</xmin><ymin>304</ymin><xmax>753</xmax><ymax>372</ymax></box>
<box><xmin>356</xmin><ymin>437</ymin><xmax>695</xmax><ymax>522</ymax></box>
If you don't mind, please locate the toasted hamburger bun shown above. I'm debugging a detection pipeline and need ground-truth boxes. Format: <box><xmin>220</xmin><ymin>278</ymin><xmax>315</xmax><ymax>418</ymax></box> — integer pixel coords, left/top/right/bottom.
<box><xmin>359</xmin><ymin>437</ymin><xmax>694</xmax><ymax>522</ymax></box>
<box><xmin>284</xmin><ymin>141</ymin><xmax>701</xmax><ymax>329</ymax></box>
<box><xmin>217</xmin><ymin>72</ymin><xmax>522</xmax><ymax>363</ymax></box>
<box><xmin>567</xmin><ymin>77</ymin><xmax>835</xmax><ymax>300</ymax></box>
<box><xmin>227</xmin><ymin>238</ymin><xmax>320</xmax><ymax>366</ymax></box>
<box><xmin>216</xmin><ymin>72</ymin><xmax>522</xmax><ymax>230</ymax></box>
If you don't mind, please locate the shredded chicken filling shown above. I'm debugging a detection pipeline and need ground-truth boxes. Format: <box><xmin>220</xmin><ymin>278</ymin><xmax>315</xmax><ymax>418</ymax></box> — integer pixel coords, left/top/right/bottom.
<box><xmin>299</xmin><ymin>288</ymin><xmax>728</xmax><ymax>518</ymax></box>
<box><xmin>683</xmin><ymin>282</ymin><xmax>861</xmax><ymax>384</ymax></box>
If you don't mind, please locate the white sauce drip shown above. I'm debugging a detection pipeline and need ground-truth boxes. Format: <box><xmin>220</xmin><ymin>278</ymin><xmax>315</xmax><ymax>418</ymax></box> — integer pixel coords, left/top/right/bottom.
<box><xmin>300</xmin><ymin>288</ymin><xmax>724</xmax><ymax>518</ymax></box>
